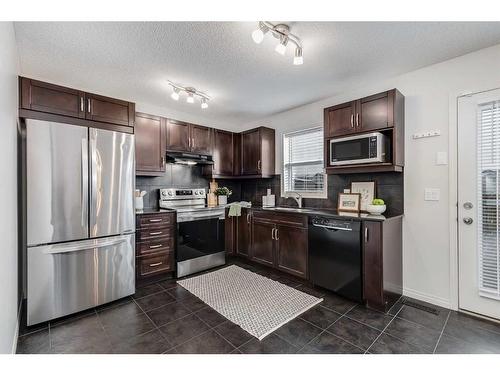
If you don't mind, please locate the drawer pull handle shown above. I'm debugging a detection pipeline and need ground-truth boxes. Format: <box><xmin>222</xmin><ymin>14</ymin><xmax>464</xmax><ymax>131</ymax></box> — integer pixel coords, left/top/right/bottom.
<box><xmin>149</xmin><ymin>219</ymin><xmax>163</xmax><ymax>222</ymax></box>
<box><xmin>149</xmin><ymin>262</ymin><xmax>163</xmax><ymax>267</ymax></box>
<box><xmin>149</xmin><ymin>244</ymin><xmax>163</xmax><ymax>249</ymax></box>
<box><xmin>150</xmin><ymin>231</ymin><xmax>162</xmax><ymax>235</ymax></box>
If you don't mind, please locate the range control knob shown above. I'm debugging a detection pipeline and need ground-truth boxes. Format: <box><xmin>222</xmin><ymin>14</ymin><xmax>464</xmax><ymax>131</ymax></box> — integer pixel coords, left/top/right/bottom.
<box><xmin>161</xmin><ymin>191</ymin><xmax>166</xmax><ymax>196</ymax></box>
<box><xmin>167</xmin><ymin>191</ymin><xmax>173</xmax><ymax>196</ymax></box>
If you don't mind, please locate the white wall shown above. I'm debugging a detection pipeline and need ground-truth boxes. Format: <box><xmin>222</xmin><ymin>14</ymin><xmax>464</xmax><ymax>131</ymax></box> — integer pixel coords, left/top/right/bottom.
<box><xmin>0</xmin><ymin>22</ymin><xmax>20</xmax><ymax>353</ymax></box>
<box><xmin>242</xmin><ymin>43</ymin><xmax>500</xmax><ymax>309</ymax></box>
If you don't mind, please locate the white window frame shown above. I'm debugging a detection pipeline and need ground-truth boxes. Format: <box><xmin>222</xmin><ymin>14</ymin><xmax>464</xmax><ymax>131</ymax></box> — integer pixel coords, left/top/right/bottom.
<box><xmin>281</xmin><ymin>126</ymin><xmax>327</xmax><ymax>199</ymax></box>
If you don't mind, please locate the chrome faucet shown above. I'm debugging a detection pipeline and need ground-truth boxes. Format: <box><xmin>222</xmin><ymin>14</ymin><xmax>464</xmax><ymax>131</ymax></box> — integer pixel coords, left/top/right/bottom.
<box><xmin>285</xmin><ymin>192</ymin><xmax>303</xmax><ymax>208</ymax></box>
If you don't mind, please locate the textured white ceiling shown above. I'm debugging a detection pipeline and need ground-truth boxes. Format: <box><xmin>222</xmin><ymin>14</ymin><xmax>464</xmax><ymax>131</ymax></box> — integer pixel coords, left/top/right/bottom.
<box><xmin>14</xmin><ymin>22</ymin><xmax>500</xmax><ymax>127</ymax></box>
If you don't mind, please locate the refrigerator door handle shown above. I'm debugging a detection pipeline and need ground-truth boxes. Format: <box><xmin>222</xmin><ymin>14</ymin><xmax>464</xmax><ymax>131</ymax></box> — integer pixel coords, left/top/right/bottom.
<box><xmin>44</xmin><ymin>237</ymin><xmax>128</xmax><ymax>255</ymax></box>
<box><xmin>90</xmin><ymin>130</ymin><xmax>98</xmax><ymax>235</ymax></box>
<box><xmin>81</xmin><ymin>138</ymin><xmax>88</xmax><ymax>228</ymax></box>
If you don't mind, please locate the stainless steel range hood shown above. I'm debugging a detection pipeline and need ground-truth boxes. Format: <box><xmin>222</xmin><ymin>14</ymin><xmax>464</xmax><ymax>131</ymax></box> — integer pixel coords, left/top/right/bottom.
<box><xmin>165</xmin><ymin>151</ymin><xmax>214</xmax><ymax>165</ymax></box>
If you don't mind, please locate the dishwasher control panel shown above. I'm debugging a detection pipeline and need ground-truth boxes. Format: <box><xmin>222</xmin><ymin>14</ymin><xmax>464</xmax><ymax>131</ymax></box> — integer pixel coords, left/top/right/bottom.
<box><xmin>310</xmin><ymin>216</ymin><xmax>359</xmax><ymax>231</ymax></box>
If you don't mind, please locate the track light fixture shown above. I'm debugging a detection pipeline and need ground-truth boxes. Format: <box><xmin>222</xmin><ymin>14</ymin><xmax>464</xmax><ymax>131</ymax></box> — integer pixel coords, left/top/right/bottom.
<box><xmin>168</xmin><ymin>81</ymin><xmax>210</xmax><ymax>109</ymax></box>
<box><xmin>252</xmin><ymin>21</ymin><xmax>303</xmax><ymax>65</ymax></box>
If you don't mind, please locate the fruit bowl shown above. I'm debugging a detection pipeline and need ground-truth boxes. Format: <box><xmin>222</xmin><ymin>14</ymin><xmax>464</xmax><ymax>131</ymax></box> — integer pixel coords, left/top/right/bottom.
<box><xmin>367</xmin><ymin>204</ymin><xmax>386</xmax><ymax>215</ymax></box>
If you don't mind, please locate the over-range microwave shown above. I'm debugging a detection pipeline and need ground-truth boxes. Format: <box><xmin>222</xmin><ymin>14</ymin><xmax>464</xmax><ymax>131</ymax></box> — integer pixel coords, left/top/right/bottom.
<box><xmin>329</xmin><ymin>132</ymin><xmax>389</xmax><ymax>166</ymax></box>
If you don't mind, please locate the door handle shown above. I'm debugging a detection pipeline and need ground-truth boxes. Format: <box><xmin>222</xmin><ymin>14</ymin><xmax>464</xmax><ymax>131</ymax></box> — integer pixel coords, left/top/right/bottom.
<box><xmin>247</xmin><ymin>213</ymin><xmax>251</xmax><ymax>224</ymax></box>
<box><xmin>350</xmin><ymin>114</ymin><xmax>354</xmax><ymax>128</ymax></box>
<box><xmin>275</xmin><ymin>228</ymin><xmax>279</xmax><ymax>241</ymax></box>
<box><xmin>257</xmin><ymin>160</ymin><xmax>261</xmax><ymax>170</ymax></box>
<box><xmin>81</xmin><ymin>138</ymin><xmax>88</xmax><ymax>228</ymax></box>
<box><xmin>45</xmin><ymin>237</ymin><xmax>127</xmax><ymax>254</ymax></box>
<box><xmin>463</xmin><ymin>217</ymin><xmax>473</xmax><ymax>225</ymax></box>
<box><xmin>356</xmin><ymin>113</ymin><xmax>360</xmax><ymax>127</ymax></box>
<box><xmin>364</xmin><ymin>227</ymin><xmax>369</xmax><ymax>242</ymax></box>
<box><xmin>80</xmin><ymin>97</ymin><xmax>84</xmax><ymax>112</ymax></box>
<box><xmin>87</xmin><ymin>98</ymin><xmax>91</xmax><ymax>113</ymax></box>
<box><xmin>271</xmin><ymin>228</ymin><xmax>275</xmax><ymax>240</ymax></box>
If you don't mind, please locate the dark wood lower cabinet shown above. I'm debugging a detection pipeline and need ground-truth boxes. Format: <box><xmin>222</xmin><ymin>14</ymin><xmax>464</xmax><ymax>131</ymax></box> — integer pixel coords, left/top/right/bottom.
<box><xmin>250</xmin><ymin>219</ymin><xmax>275</xmax><ymax>267</ymax></box>
<box><xmin>136</xmin><ymin>211</ymin><xmax>176</xmax><ymax>286</ymax></box>
<box><xmin>363</xmin><ymin>216</ymin><xmax>403</xmax><ymax>312</ymax></box>
<box><xmin>275</xmin><ymin>225</ymin><xmax>308</xmax><ymax>278</ymax></box>
<box><xmin>236</xmin><ymin>208</ymin><xmax>251</xmax><ymax>257</ymax></box>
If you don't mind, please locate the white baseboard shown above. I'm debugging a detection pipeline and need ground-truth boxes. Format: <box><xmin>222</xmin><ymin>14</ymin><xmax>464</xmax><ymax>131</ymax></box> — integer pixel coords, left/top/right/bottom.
<box><xmin>403</xmin><ymin>287</ymin><xmax>453</xmax><ymax>310</ymax></box>
<box><xmin>11</xmin><ymin>302</ymin><xmax>21</xmax><ymax>354</ymax></box>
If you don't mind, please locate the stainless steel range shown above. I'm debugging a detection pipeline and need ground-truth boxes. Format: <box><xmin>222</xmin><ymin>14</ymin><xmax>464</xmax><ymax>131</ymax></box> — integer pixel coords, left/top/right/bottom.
<box><xmin>159</xmin><ymin>188</ymin><xmax>226</xmax><ymax>277</ymax></box>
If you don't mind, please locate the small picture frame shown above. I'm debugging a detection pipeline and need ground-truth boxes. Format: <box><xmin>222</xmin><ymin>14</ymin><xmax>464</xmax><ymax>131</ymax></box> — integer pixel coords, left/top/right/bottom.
<box><xmin>350</xmin><ymin>181</ymin><xmax>376</xmax><ymax>212</ymax></box>
<box><xmin>338</xmin><ymin>193</ymin><xmax>361</xmax><ymax>212</ymax></box>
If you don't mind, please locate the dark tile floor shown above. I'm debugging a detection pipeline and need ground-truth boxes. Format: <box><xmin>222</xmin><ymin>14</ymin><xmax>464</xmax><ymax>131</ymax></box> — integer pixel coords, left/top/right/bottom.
<box><xmin>16</xmin><ymin>259</ymin><xmax>500</xmax><ymax>354</ymax></box>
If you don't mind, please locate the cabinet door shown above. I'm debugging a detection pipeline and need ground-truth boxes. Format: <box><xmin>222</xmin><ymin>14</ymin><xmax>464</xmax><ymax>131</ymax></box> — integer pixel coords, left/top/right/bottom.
<box><xmin>363</xmin><ymin>221</ymin><xmax>384</xmax><ymax>309</ymax></box>
<box><xmin>85</xmin><ymin>93</ymin><xmax>134</xmax><ymax>127</ymax></box>
<box><xmin>20</xmin><ymin>78</ymin><xmax>85</xmax><ymax>118</ymax></box>
<box><xmin>135</xmin><ymin>113</ymin><xmax>166</xmax><ymax>175</ymax></box>
<box><xmin>213</xmin><ymin>129</ymin><xmax>233</xmax><ymax>175</ymax></box>
<box><xmin>237</xmin><ymin>208</ymin><xmax>251</xmax><ymax>257</ymax></box>
<box><xmin>166</xmin><ymin>120</ymin><xmax>190</xmax><ymax>152</ymax></box>
<box><xmin>241</xmin><ymin>128</ymin><xmax>261</xmax><ymax>175</ymax></box>
<box><xmin>250</xmin><ymin>220</ymin><xmax>275</xmax><ymax>267</ymax></box>
<box><xmin>225</xmin><ymin>214</ymin><xmax>236</xmax><ymax>255</ymax></box>
<box><xmin>358</xmin><ymin>90</ymin><xmax>393</xmax><ymax>132</ymax></box>
<box><xmin>191</xmin><ymin>125</ymin><xmax>212</xmax><ymax>154</ymax></box>
<box><xmin>324</xmin><ymin>101</ymin><xmax>356</xmax><ymax>137</ymax></box>
<box><xmin>276</xmin><ymin>225</ymin><xmax>308</xmax><ymax>278</ymax></box>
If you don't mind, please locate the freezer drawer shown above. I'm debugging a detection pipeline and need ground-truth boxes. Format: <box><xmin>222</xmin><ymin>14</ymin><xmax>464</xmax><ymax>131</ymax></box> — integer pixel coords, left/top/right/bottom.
<box><xmin>27</xmin><ymin>234</ymin><xmax>135</xmax><ymax>325</ymax></box>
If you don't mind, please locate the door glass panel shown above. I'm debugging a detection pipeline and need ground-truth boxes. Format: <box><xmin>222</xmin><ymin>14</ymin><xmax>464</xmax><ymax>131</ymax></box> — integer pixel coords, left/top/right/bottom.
<box><xmin>477</xmin><ymin>100</ymin><xmax>500</xmax><ymax>300</ymax></box>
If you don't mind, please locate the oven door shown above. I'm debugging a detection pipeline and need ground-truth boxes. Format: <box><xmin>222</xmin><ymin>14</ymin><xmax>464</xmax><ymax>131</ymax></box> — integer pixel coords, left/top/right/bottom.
<box><xmin>330</xmin><ymin>134</ymin><xmax>382</xmax><ymax>166</ymax></box>
<box><xmin>176</xmin><ymin>214</ymin><xmax>225</xmax><ymax>277</ymax></box>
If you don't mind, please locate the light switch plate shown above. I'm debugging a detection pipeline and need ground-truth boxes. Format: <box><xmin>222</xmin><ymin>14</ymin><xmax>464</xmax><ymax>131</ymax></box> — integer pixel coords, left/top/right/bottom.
<box><xmin>436</xmin><ymin>151</ymin><xmax>448</xmax><ymax>165</ymax></box>
<box><xmin>424</xmin><ymin>188</ymin><xmax>440</xmax><ymax>201</ymax></box>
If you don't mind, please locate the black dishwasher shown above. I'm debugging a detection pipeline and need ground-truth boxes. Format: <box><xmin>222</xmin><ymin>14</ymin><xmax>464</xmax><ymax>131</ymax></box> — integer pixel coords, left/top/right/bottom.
<box><xmin>308</xmin><ymin>216</ymin><xmax>362</xmax><ymax>302</ymax></box>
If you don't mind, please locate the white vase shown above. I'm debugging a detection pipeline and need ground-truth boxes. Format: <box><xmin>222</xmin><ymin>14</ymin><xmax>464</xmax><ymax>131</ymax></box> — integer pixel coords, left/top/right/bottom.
<box><xmin>218</xmin><ymin>195</ymin><xmax>227</xmax><ymax>205</ymax></box>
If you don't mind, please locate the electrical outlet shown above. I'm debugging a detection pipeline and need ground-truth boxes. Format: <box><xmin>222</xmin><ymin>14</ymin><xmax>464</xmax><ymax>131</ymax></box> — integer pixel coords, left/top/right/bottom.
<box><xmin>436</xmin><ymin>151</ymin><xmax>448</xmax><ymax>165</ymax></box>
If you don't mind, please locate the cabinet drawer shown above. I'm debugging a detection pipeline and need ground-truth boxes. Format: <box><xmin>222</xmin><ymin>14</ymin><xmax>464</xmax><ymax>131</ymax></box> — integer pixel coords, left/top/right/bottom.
<box><xmin>137</xmin><ymin>237</ymin><xmax>174</xmax><ymax>256</ymax></box>
<box><xmin>136</xmin><ymin>227</ymin><xmax>174</xmax><ymax>241</ymax></box>
<box><xmin>252</xmin><ymin>210</ymin><xmax>307</xmax><ymax>228</ymax></box>
<box><xmin>137</xmin><ymin>213</ymin><xmax>175</xmax><ymax>229</ymax></box>
<box><xmin>137</xmin><ymin>252</ymin><xmax>174</xmax><ymax>277</ymax></box>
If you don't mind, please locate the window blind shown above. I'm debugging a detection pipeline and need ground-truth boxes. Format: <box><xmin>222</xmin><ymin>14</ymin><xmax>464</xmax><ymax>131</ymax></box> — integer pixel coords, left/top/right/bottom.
<box><xmin>478</xmin><ymin>100</ymin><xmax>500</xmax><ymax>300</ymax></box>
<box><xmin>283</xmin><ymin>127</ymin><xmax>325</xmax><ymax>195</ymax></box>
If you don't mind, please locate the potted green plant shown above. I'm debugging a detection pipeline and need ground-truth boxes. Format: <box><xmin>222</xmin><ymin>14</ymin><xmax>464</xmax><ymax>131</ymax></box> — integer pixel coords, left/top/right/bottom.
<box><xmin>214</xmin><ymin>186</ymin><xmax>232</xmax><ymax>205</ymax></box>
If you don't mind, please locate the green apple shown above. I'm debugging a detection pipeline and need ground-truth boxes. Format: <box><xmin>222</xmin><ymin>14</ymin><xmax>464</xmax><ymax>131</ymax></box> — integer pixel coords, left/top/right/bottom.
<box><xmin>372</xmin><ymin>198</ymin><xmax>385</xmax><ymax>205</ymax></box>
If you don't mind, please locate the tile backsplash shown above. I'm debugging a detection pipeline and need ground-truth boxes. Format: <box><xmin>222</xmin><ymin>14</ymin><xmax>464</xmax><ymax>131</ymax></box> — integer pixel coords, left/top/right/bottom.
<box><xmin>136</xmin><ymin>165</ymin><xmax>404</xmax><ymax>214</ymax></box>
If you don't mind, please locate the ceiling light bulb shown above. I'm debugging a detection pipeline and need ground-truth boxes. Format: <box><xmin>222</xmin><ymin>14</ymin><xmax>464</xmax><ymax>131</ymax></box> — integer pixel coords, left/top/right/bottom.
<box><xmin>293</xmin><ymin>47</ymin><xmax>303</xmax><ymax>65</ymax></box>
<box><xmin>171</xmin><ymin>88</ymin><xmax>180</xmax><ymax>101</ymax></box>
<box><xmin>201</xmin><ymin>98</ymin><xmax>208</xmax><ymax>109</ymax></box>
<box><xmin>187</xmin><ymin>93</ymin><xmax>194</xmax><ymax>104</ymax></box>
<box><xmin>275</xmin><ymin>36</ymin><xmax>288</xmax><ymax>55</ymax></box>
<box><xmin>252</xmin><ymin>22</ymin><xmax>268</xmax><ymax>44</ymax></box>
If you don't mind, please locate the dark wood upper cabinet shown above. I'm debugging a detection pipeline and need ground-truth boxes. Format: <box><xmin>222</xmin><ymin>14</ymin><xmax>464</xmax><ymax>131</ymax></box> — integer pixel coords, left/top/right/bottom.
<box><xmin>275</xmin><ymin>224</ymin><xmax>308</xmax><ymax>279</ymax></box>
<box><xmin>324</xmin><ymin>101</ymin><xmax>356</xmax><ymax>137</ymax></box>
<box><xmin>85</xmin><ymin>93</ymin><xmax>135</xmax><ymax>127</ymax></box>
<box><xmin>20</xmin><ymin>77</ymin><xmax>85</xmax><ymax>119</ymax></box>
<box><xmin>190</xmin><ymin>125</ymin><xmax>212</xmax><ymax>154</ymax></box>
<box><xmin>358</xmin><ymin>90</ymin><xmax>394</xmax><ymax>132</ymax></box>
<box><xmin>212</xmin><ymin>129</ymin><xmax>233</xmax><ymax>176</ymax></box>
<box><xmin>20</xmin><ymin>77</ymin><xmax>135</xmax><ymax>128</ymax></box>
<box><xmin>135</xmin><ymin>112</ymin><xmax>166</xmax><ymax>176</ymax></box>
<box><xmin>241</xmin><ymin>127</ymin><xmax>275</xmax><ymax>176</ymax></box>
<box><xmin>250</xmin><ymin>219</ymin><xmax>275</xmax><ymax>267</ymax></box>
<box><xmin>166</xmin><ymin>120</ymin><xmax>212</xmax><ymax>154</ymax></box>
<box><xmin>166</xmin><ymin>119</ymin><xmax>190</xmax><ymax>152</ymax></box>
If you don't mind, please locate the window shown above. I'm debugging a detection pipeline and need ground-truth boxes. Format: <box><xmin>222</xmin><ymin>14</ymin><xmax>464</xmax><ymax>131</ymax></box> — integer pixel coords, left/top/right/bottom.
<box><xmin>478</xmin><ymin>100</ymin><xmax>500</xmax><ymax>300</ymax></box>
<box><xmin>282</xmin><ymin>127</ymin><xmax>326</xmax><ymax>198</ymax></box>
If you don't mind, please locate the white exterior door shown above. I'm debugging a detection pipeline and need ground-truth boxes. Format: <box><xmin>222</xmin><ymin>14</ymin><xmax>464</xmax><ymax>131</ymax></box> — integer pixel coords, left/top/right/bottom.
<box><xmin>458</xmin><ymin>89</ymin><xmax>500</xmax><ymax>320</ymax></box>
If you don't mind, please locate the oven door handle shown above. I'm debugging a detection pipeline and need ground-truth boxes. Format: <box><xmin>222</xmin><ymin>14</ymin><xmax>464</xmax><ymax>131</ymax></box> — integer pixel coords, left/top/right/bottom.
<box><xmin>178</xmin><ymin>213</ymin><xmax>225</xmax><ymax>222</ymax></box>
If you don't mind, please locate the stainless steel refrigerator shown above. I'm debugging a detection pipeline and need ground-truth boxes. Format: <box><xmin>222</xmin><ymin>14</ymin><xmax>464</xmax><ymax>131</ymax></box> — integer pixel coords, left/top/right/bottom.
<box><xmin>26</xmin><ymin>119</ymin><xmax>135</xmax><ymax>325</ymax></box>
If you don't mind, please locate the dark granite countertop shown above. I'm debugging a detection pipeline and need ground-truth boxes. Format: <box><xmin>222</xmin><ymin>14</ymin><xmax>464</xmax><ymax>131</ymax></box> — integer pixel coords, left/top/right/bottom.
<box><xmin>135</xmin><ymin>208</ymin><xmax>176</xmax><ymax>215</ymax></box>
<box><xmin>246</xmin><ymin>205</ymin><xmax>403</xmax><ymax>222</ymax></box>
